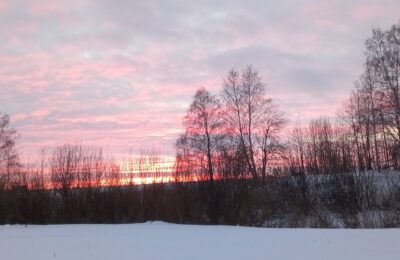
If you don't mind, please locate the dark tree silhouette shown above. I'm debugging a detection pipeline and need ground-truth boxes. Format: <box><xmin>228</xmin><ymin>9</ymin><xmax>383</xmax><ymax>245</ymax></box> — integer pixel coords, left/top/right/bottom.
<box><xmin>176</xmin><ymin>87</ymin><xmax>224</xmax><ymax>223</ymax></box>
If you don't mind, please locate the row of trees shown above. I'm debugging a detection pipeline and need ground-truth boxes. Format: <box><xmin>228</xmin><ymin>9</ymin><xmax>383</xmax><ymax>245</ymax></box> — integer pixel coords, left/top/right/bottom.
<box><xmin>342</xmin><ymin>22</ymin><xmax>400</xmax><ymax>170</ymax></box>
<box><xmin>285</xmin><ymin>22</ymin><xmax>400</xmax><ymax>176</ymax></box>
<box><xmin>1</xmin><ymin>140</ymin><xmax>397</xmax><ymax>227</ymax></box>
<box><xmin>176</xmin><ymin>23</ymin><xmax>400</xmax><ymax>180</ymax></box>
<box><xmin>176</xmin><ymin>66</ymin><xmax>286</xmax><ymax>180</ymax></box>
<box><xmin>0</xmin><ymin>21</ymin><xmax>399</xmax><ymax>226</ymax></box>
<box><xmin>172</xmin><ymin>22</ymin><xmax>400</xmax><ymax>224</ymax></box>
<box><xmin>175</xmin><ymin>66</ymin><xmax>286</xmax><ymax>222</ymax></box>
<box><xmin>0</xmin><ymin>142</ymin><xmax>177</xmax><ymax>223</ymax></box>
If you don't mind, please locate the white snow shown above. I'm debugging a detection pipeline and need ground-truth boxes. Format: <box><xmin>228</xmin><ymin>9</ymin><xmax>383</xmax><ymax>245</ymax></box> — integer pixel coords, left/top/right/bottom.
<box><xmin>0</xmin><ymin>222</ymin><xmax>399</xmax><ymax>260</ymax></box>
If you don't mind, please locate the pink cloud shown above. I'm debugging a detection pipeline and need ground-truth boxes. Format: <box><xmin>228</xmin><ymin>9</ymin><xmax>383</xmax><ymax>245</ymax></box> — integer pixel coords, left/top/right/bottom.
<box><xmin>351</xmin><ymin>3</ymin><xmax>383</xmax><ymax>20</ymax></box>
<box><xmin>28</xmin><ymin>2</ymin><xmax>60</xmax><ymax>16</ymax></box>
<box><xmin>0</xmin><ymin>1</ymin><xmax>7</xmax><ymax>13</ymax></box>
<box><xmin>13</xmin><ymin>109</ymin><xmax>50</xmax><ymax>122</ymax></box>
<box><xmin>300</xmin><ymin>2</ymin><xmax>337</xmax><ymax>29</ymax></box>
<box><xmin>2</xmin><ymin>0</ymin><xmax>399</xmax><ymax>161</ymax></box>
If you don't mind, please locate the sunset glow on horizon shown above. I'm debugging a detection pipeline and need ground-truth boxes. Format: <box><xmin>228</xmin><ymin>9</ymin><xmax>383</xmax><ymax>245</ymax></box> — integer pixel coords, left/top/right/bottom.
<box><xmin>2</xmin><ymin>0</ymin><xmax>400</xmax><ymax>159</ymax></box>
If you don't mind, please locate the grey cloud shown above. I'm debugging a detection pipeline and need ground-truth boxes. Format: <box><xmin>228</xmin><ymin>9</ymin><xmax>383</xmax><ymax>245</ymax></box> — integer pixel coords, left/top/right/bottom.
<box><xmin>2</xmin><ymin>0</ymin><xmax>400</xmax><ymax>157</ymax></box>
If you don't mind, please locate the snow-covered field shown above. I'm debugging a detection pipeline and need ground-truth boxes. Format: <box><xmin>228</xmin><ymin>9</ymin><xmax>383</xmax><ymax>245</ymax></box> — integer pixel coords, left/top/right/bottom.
<box><xmin>1</xmin><ymin>222</ymin><xmax>399</xmax><ymax>260</ymax></box>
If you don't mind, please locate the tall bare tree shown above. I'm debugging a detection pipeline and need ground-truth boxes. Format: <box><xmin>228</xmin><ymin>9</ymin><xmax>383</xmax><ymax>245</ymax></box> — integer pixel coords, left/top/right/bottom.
<box><xmin>176</xmin><ymin>87</ymin><xmax>224</xmax><ymax>223</ymax></box>
<box><xmin>0</xmin><ymin>113</ymin><xmax>19</xmax><ymax>188</ymax></box>
<box><xmin>365</xmin><ymin>22</ymin><xmax>400</xmax><ymax>166</ymax></box>
<box><xmin>177</xmin><ymin>88</ymin><xmax>224</xmax><ymax>182</ymax></box>
<box><xmin>222</xmin><ymin>66</ymin><xmax>285</xmax><ymax>179</ymax></box>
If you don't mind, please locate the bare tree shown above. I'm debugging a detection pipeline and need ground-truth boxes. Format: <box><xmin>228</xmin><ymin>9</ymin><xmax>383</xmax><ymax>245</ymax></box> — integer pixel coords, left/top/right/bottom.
<box><xmin>50</xmin><ymin>145</ymin><xmax>82</xmax><ymax>191</ymax></box>
<box><xmin>365</xmin><ymin>22</ymin><xmax>400</xmax><ymax>166</ymax></box>
<box><xmin>222</xmin><ymin>66</ymin><xmax>285</xmax><ymax>179</ymax></box>
<box><xmin>176</xmin><ymin>87</ymin><xmax>224</xmax><ymax>223</ymax></box>
<box><xmin>0</xmin><ymin>113</ymin><xmax>19</xmax><ymax>188</ymax></box>
<box><xmin>177</xmin><ymin>87</ymin><xmax>224</xmax><ymax>183</ymax></box>
<box><xmin>256</xmin><ymin>100</ymin><xmax>286</xmax><ymax>179</ymax></box>
<box><xmin>287</xmin><ymin>122</ymin><xmax>307</xmax><ymax>175</ymax></box>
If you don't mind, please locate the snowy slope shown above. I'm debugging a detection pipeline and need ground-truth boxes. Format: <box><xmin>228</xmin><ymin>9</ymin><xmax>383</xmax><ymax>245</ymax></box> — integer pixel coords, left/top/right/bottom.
<box><xmin>0</xmin><ymin>222</ymin><xmax>399</xmax><ymax>260</ymax></box>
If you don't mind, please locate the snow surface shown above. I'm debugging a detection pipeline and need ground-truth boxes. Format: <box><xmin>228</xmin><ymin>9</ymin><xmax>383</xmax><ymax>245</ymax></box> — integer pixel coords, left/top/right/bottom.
<box><xmin>0</xmin><ymin>222</ymin><xmax>399</xmax><ymax>260</ymax></box>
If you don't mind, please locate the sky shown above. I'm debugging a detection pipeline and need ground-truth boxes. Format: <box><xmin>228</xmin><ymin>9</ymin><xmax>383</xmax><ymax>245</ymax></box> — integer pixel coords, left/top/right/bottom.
<box><xmin>1</xmin><ymin>0</ymin><xmax>400</xmax><ymax>159</ymax></box>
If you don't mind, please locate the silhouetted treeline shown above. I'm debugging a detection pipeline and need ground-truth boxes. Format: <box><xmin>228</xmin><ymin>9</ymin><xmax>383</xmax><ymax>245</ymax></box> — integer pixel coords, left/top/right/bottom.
<box><xmin>285</xmin><ymin>21</ymin><xmax>400</xmax><ymax>176</ymax></box>
<box><xmin>0</xmin><ymin>144</ymin><xmax>399</xmax><ymax>227</ymax></box>
<box><xmin>1</xmin><ymin>21</ymin><xmax>400</xmax><ymax>227</ymax></box>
